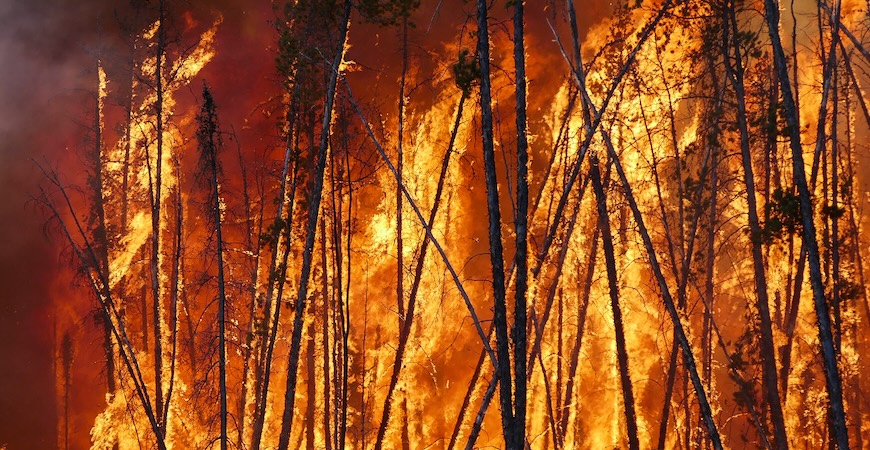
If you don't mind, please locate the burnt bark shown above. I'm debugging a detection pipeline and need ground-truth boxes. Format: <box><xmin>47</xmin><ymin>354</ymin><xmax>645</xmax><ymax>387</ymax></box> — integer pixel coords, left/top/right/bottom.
<box><xmin>511</xmin><ymin>0</ymin><xmax>529</xmax><ymax>444</ymax></box>
<box><xmin>476</xmin><ymin>1</ymin><xmax>516</xmax><ymax>446</ymax></box>
<box><xmin>590</xmin><ymin>155</ymin><xmax>639</xmax><ymax>450</ymax></box>
<box><xmin>196</xmin><ymin>84</ymin><xmax>228</xmax><ymax>450</ymax></box>
<box><xmin>762</xmin><ymin>0</ymin><xmax>850</xmax><ymax>447</ymax></box>
<box><xmin>721</xmin><ymin>3</ymin><xmax>789</xmax><ymax>447</ymax></box>
<box><xmin>276</xmin><ymin>3</ymin><xmax>352</xmax><ymax>447</ymax></box>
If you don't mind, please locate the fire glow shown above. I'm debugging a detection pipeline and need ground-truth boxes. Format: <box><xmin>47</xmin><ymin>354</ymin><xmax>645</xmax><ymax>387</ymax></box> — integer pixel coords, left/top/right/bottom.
<box><xmin>30</xmin><ymin>0</ymin><xmax>870</xmax><ymax>448</ymax></box>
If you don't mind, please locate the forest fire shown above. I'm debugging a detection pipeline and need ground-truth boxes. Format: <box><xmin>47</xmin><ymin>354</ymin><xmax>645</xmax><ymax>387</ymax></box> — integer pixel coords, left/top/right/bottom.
<box><xmin>10</xmin><ymin>0</ymin><xmax>870</xmax><ymax>448</ymax></box>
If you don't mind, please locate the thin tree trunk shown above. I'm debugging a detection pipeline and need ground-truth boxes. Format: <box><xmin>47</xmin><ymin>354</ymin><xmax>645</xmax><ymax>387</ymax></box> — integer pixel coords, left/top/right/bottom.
<box><xmin>722</xmin><ymin>3</ymin><xmax>789</xmax><ymax>447</ymax></box>
<box><xmin>237</xmin><ymin>130</ymin><xmax>263</xmax><ymax>444</ymax></box>
<box><xmin>305</xmin><ymin>319</ymin><xmax>315</xmax><ymax>450</ymax></box>
<box><xmin>162</xmin><ymin>156</ymin><xmax>182</xmax><ymax>429</ymax></box>
<box><xmin>590</xmin><ymin>155</ymin><xmax>639</xmax><ymax>450</ymax></box>
<box><xmin>559</xmin><ymin>225</ymin><xmax>599</xmax><ymax>445</ymax></box>
<box><xmin>512</xmin><ymin>1</ymin><xmax>532</xmax><ymax>446</ymax></box>
<box><xmin>93</xmin><ymin>59</ymin><xmax>117</xmax><ymax>420</ymax></box>
<box><xmin>276</xmin><ymin>3</ymin><xmax>351</xmax><ymax>447</ymax></box>
<box><xmin>337</xmin><ymin>106</ymin><xmax>353</xmax><ymax>450</ymax></box>
<box><xmin>762</xmin><ymin>0</ymin><xmax>850</xmax><ymax>447</ymax></box>
<box><xmin>196</xmin><ymin>85</ymin><xmax>229</xmax><ymax>450</ymax></box>
<box><xmin>831</xmin><ymin>59</ymin><xmax>842</xmax><ymax>353</ymax></box>
<box><xmin>320</xmin><ymin>216</ymin><xmax>332</xmax><ymax>450</ymax></box>
<box><xmin>475</xmin><ymin>1</ymin><xmax>516</xmax><ymax>446</ymax></box>
<box><xmin>373</xmin><ymin>93</ymin><xmax>467</xmax><ymax>449</ymax></box>
<box><xmin>512</xmin><ymin>1</ymin><xmax>529</xmax><ymax>443</ymax></box>
<box><xmin>597</xmin><ymin>119</ymin><xmax>723</xmax><ymax>449</ymax></box>
<box><xmin>527</xmin><ymin>177</ymin><xmax>589</xmax><ymax>374</ymax></box>
<box><xmin>843</xmin><ymin>79</ymin><xmax>865</xmax><ymax>447</ymax></box>
<box><xmin>447</xmin><ymin>325</ymin><xmax>492</xmax><ymax>450</ymax></box>
<box><xmin>149</xmin><ymin>1</ymin><xmax>167</xmax><ymax>437</ymax></box>
<box><xmin>250</xmin><ymin>107</ymin><xmax>302</xmax><ymax>450</ymax></box>
<box><xmin>396</xmin><ymin>14</ymin><xmax>408</xmax><ymax>326</ymax></box>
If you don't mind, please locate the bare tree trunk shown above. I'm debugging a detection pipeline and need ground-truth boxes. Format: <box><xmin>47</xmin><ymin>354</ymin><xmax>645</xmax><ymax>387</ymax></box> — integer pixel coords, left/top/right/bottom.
<box><xmin>447</xmin><ymin>326</ymin><xmax>492</xmax><ymax>450</ymax></box>
<box><xmin>475</xmin><ymin>1</ymin><xmax>516</xmax><ymax>446</ymax></box>
<box><xmin>92</xmin><ymin>62</ymin><xmax>117</xmax><ymax>441</ymax></box>
<box><xmin>830</xmin><ymin>60</ymin><xmax>842</xmax><ymax>353</ymax></box>
<box><xmin>762</xmin><ymin>0</ymin><xmax>850</xmax><ymax>447</ymax></box>
<box><xmin>465</xmin><ymin>376</ymin><xmax>499</xmax><ymax>450</ymax></box>
<box><xmin>337</xmin><ymin>106</ymin><xmax>353</xmax><ymax>450</ymax></box>
<box><xmin>590</xmin><ymin>155</ymin><xmax>639</xmax><ymax>450</ymax></box>
<box><xmin>396</xmin><ymin>13</ymin><xmax>407</xmax><ymax>327</ymax></box>
<box><xmin>320</xmin><ymin>216</ymin><xmax>333</xmax><ymax>450</ymax></box>
<box><xmin>511</xmin><ymin>1</ymin><xmax>529</xmax><ymax>444</ymax></box>
<box><xmin>305</xmin><ymin>319</ymin><xmax>315</xmax><ymax>450</ymax></box>
<box><xmin>163</xmin><ymin>157</ymin><xmax>182</xmax><ymax>429</ymax></box>
<box><xmin>843</xmin><ymin>80</ymin><xmax>866</xmax><ymax>447</ymax></box>
<box><xmin>196</xmin><ymin>84</ymin><xmax>229</xmax><ymax>450</ymax></box>
<box><xmin>374</xmin><ymin>93</ymin><xmax>467</xmax><ymax>449</ymax></box>
<box><xmin>721</xmin><ymin>3</ymin><xmax>789</xmax><ymax>447</ymax></box>
<box><xmin>276</xmin><ymin>3</ymin><xmax>351</xmax><ymax>447</ymax></box>
<box><xmin>149</xmin><ymin>1</ymin><xmax>167</xmax><ymax>435</ymax></box>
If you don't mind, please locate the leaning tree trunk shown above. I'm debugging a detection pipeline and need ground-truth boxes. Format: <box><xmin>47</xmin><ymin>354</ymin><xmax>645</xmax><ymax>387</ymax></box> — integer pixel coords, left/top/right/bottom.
<box><xmin>594</xmin><ymin>117</ymin><xmax>723</xmax><ymax>448</ymax></box>
<box><xmin>761</xmin><ymin>0</ymin><xmax>850</xmax><ymax>447</ymax></box>
<box><xmin>374</xmin><ymin>92</ymin><xmax>467</xmax><ymax>450</ymax></box>
<box><xmin>476</xmin><ymin>0</ymin><xmax>516</xmax><ymax>447</ymax></box>
<box><xmin>721</xmin><ymin>3</ymin><xmax>789</xmax><ymax>447</ymax></box>
<box><xmin>590</xmin><ymin>155</ymin><xmax>640</xmax><ymax>450</ymax></box>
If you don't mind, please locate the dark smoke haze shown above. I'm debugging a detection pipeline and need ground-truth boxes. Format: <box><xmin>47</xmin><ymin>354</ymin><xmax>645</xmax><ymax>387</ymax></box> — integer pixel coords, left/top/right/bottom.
<box><xmin>0</xmin><ymin>1</ymin><xmax>259</xmax><ymax>447</ymax></box>
<box><xmin>0</xmin><ymin>0</ymin><xmax>101</xmax><ymax>447</ymax></box>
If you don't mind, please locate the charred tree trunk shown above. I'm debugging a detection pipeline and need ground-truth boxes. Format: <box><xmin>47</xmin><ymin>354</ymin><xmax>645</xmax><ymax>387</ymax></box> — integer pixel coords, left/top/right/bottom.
<box><xmin>762</xmin><ymin>0</ymin><xmax>850</xmax><ymax>447</ymax></box>
<box><xmin>149</xmin><ymin>1</ymin><xmax>167</xmax><ymax>437</ymax></box>
<box><xmin>512</xmin><ymin>1</ymin><xmax>529</xmax><ymax>443</ymax></box>
<box><xmin>374</xmin><ymin>92</ymin><xmax>467</xmax><ymax>449</ymax></box>
<box><xmin>830</xmin><ymin>58</ymin><xmax>842</xmax><ymax>353</ymax></box>
<box><xmin>513</xmin><ymin>1</ymin><xmax>529</xmax><ymax>446</ymax></box>
<box><xmin>320</xmin><ymin>216</ymin><xmax>333</xmax><ymax>450</ymax></box>
<box><xmin>476</xmin><ymin>0</ymin><xmax>516</xmax><ymax>446</ymax></box>
<box><xmin>722</xmin><ymin>3</ymin><xmax>789</xmax><ymax>447</ymax></box>
<box><xmin>196</xmin><ymin>84</ymin><xmax>229</xmax><ymax>450</ymax></box>
<box><xmin>590</xmin><ymin>155</ymin><xmax>639</xmax><ymax>450</ymax></box>
<box><xmin>276</xmin><ymin>3</ymin><xmax>352</xmax><ymax>448</ymax></box>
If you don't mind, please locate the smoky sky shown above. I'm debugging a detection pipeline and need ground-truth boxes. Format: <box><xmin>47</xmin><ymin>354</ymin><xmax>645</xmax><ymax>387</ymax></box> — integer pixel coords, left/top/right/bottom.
<box><xmin>0</xmin><ymin>0</ymin><xmax>610</xmax><ymax>448</ymax></box>
<box><xmin>0</xmin><ymin>1</ymin><xmax>242</xmax><ymax>447</ymax></box>
<box><xmin>0</xmin><ymin>0</ymin><xmax>101</xmax><ymax>448</ymax></box>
